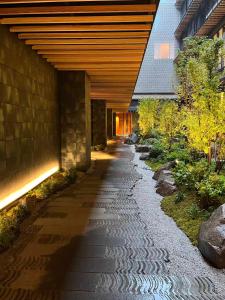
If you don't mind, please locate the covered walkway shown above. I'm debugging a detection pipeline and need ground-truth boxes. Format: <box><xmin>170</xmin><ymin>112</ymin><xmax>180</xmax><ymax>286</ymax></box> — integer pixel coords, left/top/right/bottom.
<box><xmin>0</xmin><ymin>141</ymin><xmax>224</xmax><ymax>299</ymax></box>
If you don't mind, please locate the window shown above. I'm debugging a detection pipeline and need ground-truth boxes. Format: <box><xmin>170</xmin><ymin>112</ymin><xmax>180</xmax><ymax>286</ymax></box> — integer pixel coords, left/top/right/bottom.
<box><xmin>154</xmin><ymin>43</ymin><xmax>175</xmax><ymax>60</ymax></box>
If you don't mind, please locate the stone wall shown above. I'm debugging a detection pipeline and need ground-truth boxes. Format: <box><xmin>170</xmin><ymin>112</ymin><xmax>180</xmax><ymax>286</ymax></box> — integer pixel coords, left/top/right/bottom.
<box><xmin>59</xmin><ymin>71</ymin><xmax>91</xmax><ymax>171</ymax></box>
<box><xmin>91</xmin><ymin>100</ymin><xmax>107</xmax><ymax>146</ymax></box>
<box><xmin>107</xmin><ymin>108</ymin><xmax>113</xmax><ymax>139</ymax></box>
<box><xmin>0</xmin><ymin>25</ymin><xmax>59</xmax><ymax>200</ymax></box>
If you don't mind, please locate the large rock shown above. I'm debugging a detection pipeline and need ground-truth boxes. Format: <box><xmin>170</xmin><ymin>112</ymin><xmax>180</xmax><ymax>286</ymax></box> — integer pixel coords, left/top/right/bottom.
<box><xmin>198</xmin><ymin>205</ymin><xmax>225</xmax><ymax>268</ymax></box>
<box><xmin>130</xmin><ymin>133</ymin><xmax>139</xmax><ymax>144</ymax></box>
<box><xmin>153</xmin><ymin>161</ymin><xmax>177</xmax><ymax>180</ymax></box>
<box><xmin>124</xmin><ymin>133</ymin><xmax>139</xmax><ymax>145</ymax></box>
<box><xmin>135</xmin><ymin>144</ymin><xmax>152</xmax><ymax>153</ymax></box>
<box><xmin>139</xmin><ymin>153</ymin><xmax>150</xmax><ymax>161</ymax></box>
<box><xmin>155</xmin><ymin>170</ymin><xmax>177</xmax><ymax>196</ymax></box>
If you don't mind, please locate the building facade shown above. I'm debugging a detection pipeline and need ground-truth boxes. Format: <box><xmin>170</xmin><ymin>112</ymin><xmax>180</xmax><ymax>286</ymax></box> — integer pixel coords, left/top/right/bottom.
<box><xmin>132</xmin><ymin>0</ymin><xmax>225</xmax><ymax>112</ymax></box>
<box><xmin>133</xmin><ymin>0</ymin><xmax>180</xmax><ymax>102</ymax></box>
<box><xmin>175</xmin><ymin>0</ymin><xmax>225</xmax><ymax>84</ymax></box>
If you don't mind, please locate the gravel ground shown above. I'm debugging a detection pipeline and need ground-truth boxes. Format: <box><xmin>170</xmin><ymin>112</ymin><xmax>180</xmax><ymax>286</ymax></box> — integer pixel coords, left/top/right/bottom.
<box><xmin>131</xmin><ymin>145</ymin><xmax>225</xmax><ymax>295</ymax></box>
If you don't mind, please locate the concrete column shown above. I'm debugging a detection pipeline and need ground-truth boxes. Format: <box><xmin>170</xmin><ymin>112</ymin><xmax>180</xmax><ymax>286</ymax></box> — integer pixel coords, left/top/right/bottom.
<box><xmin>59</xmin><ymin>71</ymin><xmax>91</xmax><ymax>171</ymax></box>
<box><xmin>107</xmin><ymin>108</ymin><xmax>113</xmax><ymax>139</ymax></box>
<box><xmin>91</xmin><ymin>100</ymin><xmax>107</xmax><ymax>147</ymax></box>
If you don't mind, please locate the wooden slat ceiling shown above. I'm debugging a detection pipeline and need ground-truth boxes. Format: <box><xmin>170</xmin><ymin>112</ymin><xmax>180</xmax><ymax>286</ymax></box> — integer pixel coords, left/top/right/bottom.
<box><xmin>0</xmin><ymin>0</ymin><xmax>158</xmax><ymax>110</ymax></box>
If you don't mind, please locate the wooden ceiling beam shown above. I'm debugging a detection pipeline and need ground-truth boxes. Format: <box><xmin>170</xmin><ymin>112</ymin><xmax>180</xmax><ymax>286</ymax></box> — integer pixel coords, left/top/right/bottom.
<box><xmin>37</xmin><ymin>49</ymin><xmax>144</xmax><ymax>55</ymax></box>
<box><xmin>0</xmin><ymin>15</ymin><xmax>153</xmax><ymax>25</ymax></box>
<box><xmin>19</xmin><ymin>32</ymin><xmax>149</xmax><ymax>39</ymax></box>
<box><xmin>0</xmin><ymin>4</ymin><xmax>156</xmax><ymax>15</ymax></box>
<box><xmin>10</xmin><ymin>24</ymin><xmax>151</xmax><ymax>33</ymax></box>
<box><xmin>90</xmin><ymin>77</ymin><xmax>137</xmax><ymax>81</ymax></box>
<box><xmin>92</xmin><ymin>82</ymin><xmax>135</xmax><ymax>86</ymax></box>
<box><xmin>32</xmin><ymin>44</ymin><xmax>145</xmax><ymax>50</ymax></box>
<box><xmin>54</xmin><ymin>63</ymin><xmax>139</xmax><ymax>69</ymax></box>
<box><xmin>0</xmin><ymin>0</ymin><xmax>135</xmax><ymax>3</ymax></box>
<box><xmin>88</xmin><ymin>70</ymin><xmax>137</xmax><ymax>77</ymax></box>
<box><xmin>45</xmin><ymin>56</ymin><xmax>142</xmax><ymax>62</ymax></box>
<box><xmin>25</xmin><ymin>37</ymin><xmax>147</xmax><ymax>45</ymax></box>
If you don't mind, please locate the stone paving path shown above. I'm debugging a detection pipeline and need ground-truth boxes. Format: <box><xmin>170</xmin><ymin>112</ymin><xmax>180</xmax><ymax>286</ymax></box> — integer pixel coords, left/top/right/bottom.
<box><xmin>0</xmin><ymin>141</ymin><xmax>224</xmax><ymax>299</ymax></box>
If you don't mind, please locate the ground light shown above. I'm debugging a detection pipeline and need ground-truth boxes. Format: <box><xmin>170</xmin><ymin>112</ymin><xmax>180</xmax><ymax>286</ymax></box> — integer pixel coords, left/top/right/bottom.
<box><xmin>0</xmin><ymin>166</ymin><xmax>59</xmax><ymax>210</ymax></box>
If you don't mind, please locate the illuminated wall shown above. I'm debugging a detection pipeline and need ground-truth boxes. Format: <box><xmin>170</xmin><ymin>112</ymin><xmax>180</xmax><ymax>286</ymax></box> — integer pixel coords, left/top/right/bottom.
<box><xmin>116</xmin><ymin>112</ymin><xmax>132</xmax><ymax>136</ymax></box>
<box><xmin>0</xmin><ymin>25</ymin><xmax>60</xmax><ymax>203</ymax></box>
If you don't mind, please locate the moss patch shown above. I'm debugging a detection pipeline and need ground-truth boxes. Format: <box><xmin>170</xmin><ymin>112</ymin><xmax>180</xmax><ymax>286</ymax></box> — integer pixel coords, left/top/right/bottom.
<box><xmin>146</xmin><ymin>160</ymin><xmax>165</xmax><ymax>172</ymax></box>
<box><xmin>161</xmin><ymin>192</ymin><xmax>210</xmax><ymax>246</ymax></box>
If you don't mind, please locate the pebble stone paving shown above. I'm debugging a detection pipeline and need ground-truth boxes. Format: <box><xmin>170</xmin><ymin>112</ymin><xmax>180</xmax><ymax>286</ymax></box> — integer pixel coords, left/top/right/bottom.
<box><xmin>0</xmin><ymin>141</ymin><xmax>224</xmax><ymax>299</ymax></box>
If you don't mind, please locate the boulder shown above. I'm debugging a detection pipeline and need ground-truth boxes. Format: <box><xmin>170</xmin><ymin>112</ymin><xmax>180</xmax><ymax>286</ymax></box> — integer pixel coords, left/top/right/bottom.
<box><xmin>139</xmin><ymin>153</ymin><xmax>150</xmax><ymax>161</ymax></box>
<box><xmin>153</xmin><ymin>161</ymin><xmax>177</xmax><ymax>180</ymax></box>
<box><xmin>156</xmin><ymin>180</ymin><xmax>177</xmax><ymax>197</ymax></box>
<box><xmin>198</xmin><ymin>205</ymin><xmax>225</xmax><ymax>268</ymax></box>
<box><xmin>135</xmin><ymin>144</ymin><xmax>152</xmax><ymax>153</ymax></box>
<box><xmin>155</xmin><ymin>170</ymin><xmax>177</xmax><ymax>196</ymax></box>
<box><xmin>130</xmin><ymin>133</ymin><xmax>139</xmax><ymax>144</ymax></box>
<box><xmin>124</xmin><ymin>133</ymin><xmax>139</xmax><ymax>145</ymax></box>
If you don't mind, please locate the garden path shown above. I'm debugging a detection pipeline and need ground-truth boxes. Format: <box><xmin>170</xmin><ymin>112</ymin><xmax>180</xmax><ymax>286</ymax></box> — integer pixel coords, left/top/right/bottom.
<box><xmin>0</xmin><ymin>141</ymin><xmax>225</xmax><ymax>299</ymax></box>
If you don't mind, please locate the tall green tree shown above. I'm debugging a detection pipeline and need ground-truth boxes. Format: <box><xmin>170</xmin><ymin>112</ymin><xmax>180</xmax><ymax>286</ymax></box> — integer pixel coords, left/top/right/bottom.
<box><xmin>176</xmin><ymin>37</ymin><xmax>225</xmax><ymax>170</ymax></box>
<box><xmin>158</xmin><ymin>101</ymin><xmax>181</xmax><ymax>148</ymax></box>
<box><xmin>176</xmin><ymin>37</ymin><xmax>224</xmax><ymax>108</ymax></box>
<box><xmin>137</xmin><ymin>99</ymin><xmax>159</xmax><ymax>135</ymax></box>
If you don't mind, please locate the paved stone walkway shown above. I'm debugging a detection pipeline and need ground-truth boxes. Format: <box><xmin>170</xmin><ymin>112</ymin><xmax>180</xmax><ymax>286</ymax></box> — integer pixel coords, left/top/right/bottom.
<box><xmin>0</xmin><ymin>141</ymin><xmax>224</xmax><ymax>299</ymax></box>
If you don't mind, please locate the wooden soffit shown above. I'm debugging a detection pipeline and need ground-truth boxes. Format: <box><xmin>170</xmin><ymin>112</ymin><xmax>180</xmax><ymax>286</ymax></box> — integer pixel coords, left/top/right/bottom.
<box><xmin>0</xmin><ymin>0</ymin><xmax>159</xmax><ymax>110</ymax></box>
<box><xmin>175</xmin><ymin>0</ymin><xmax>203</xmax><ymax>38</ymax></box>
<box><xmin>196</xmin><ymin>0</ymin><xmax>225</xmax><ymax>36</ymax></box>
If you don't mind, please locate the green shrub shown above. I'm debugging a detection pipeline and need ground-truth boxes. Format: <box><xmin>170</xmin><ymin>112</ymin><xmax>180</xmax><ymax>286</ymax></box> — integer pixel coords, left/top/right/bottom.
<box><xmin>139</xmin><ymin>137</ymin><xmax>159</xmax><ymax>145</ymax></box>
<box><xmin>64</xmin><ymin>167</ymin><xmax>77</xmax><ymax>184</ymax></box>
<box><xmin>31</xmin><ymin>183</ymin><xmax>51</xmax><ymax>200</ymax></box>
<box><xmin>174</xmin><ymin>191</ymin><xmax>185</xmax><ymax>204</ymax></box>
<box><xmin>189</xmin><ymin>159</ymin><xmax>212</xmax><ymax>182</ymax></box>
<box><xmin>166</xmin><ymin>148</ymin><xmax>191</xmax><ymax>163</ymax></box>
<box><xmin>186</xmin><ymin>203</ymin><xmax>201</xmax><ymax>219</ymax></box>
<box><xmin>196</xmin><ymin>174</ymin><xmax>225</xmax><ymax>209</ymax></box>
<box><xmin>190</xmin><ymin>149</ymin><xmax>206</xmax><ymax>161</ymax></box>
<box><xmin>149</xmin><ymin>147</ymin><xmax>164</xmax><ymax>159</ymax></box>
<box><xmin>27</xmin><ymin>168</ymin><xmax>77</xmax><ymax>201</ymax></box>
<box><xmin>148</xmin><ymin>129</ymin><xmax>161</xmax><ymax>139</ymax></box>
<box><xmin>173</xmin><ymin>162</ymin><xmax>194</xmax><ymax>189</ymax></box>
<box><xmin>0</xmin><ymin>205</ymin><xmax>28</xmax><ymax>250</ymax></box>
<box><xmin>148</xmin><ymin>141</ymin><xmax>167</xmax><ymax>159</ymax></box>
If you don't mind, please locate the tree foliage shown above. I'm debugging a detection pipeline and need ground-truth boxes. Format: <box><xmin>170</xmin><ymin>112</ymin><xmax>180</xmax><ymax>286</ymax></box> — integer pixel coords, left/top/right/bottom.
<box><xmin>137</xmin><ymin>99</ymin><xmax>159</xmax><ymax>135</ymax></box>
<box><xmin>176</xmin><ymin>37</ymin><xmax>224</xmax><ymax>107</ymax></box>
<box><xmin>158</xmin><ymin>101</ymin><xmax>181</xmax><ymax>144</ymax></box>
<box><xmin>137</xmin><ymin>36</ymin><xmax>225</xmax><ymax>172</ymax></box>
<box><xmin>176</xmin><ymin>37</ymin><xmax>225</xmax><ymax>169</ymax></box>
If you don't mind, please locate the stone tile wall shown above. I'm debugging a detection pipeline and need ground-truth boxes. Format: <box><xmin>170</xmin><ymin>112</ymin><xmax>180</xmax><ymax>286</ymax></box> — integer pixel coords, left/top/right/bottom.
<box><xmin>107</xmin><ymin>109</ymin><xmax>113</xmax><ymax>139</ymax></box>
<box><xmin>0</xmin><ymin>25</ymin><xmax>59</xmax><ymax>200</ymax></box>
<box><xmin>91</xmin><ymin>100</ymin><xmax>107</xmax><ymax>147</ymax></box>
<box><xmin>59</xmin><ymin>71</ymin><xmax>91</xmax><ymax>171</ymax></box>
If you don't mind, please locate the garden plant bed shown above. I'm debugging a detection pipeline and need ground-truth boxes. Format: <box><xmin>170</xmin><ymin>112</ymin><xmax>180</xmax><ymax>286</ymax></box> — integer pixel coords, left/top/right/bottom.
<box><xmin>0</xmin><ymin>167</ymin><xmax>77</xmax><ymax>252</ymax></box>
<box><xmin>161</xmin><ymin>192</ymin><xmax>210</xmax><ymax>246</ymax></box>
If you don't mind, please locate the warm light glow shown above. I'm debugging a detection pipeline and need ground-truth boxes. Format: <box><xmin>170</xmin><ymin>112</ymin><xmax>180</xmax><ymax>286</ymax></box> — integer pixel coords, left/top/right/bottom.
<box><xmin>0</xmin><ymin>166</ymin><xmax>59</xmax><ymax>210</ymax></box>
<box><xmin>154</xmin><ymin>43</ymin><xmax>174</xmax><ymax>59</ymax></box>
